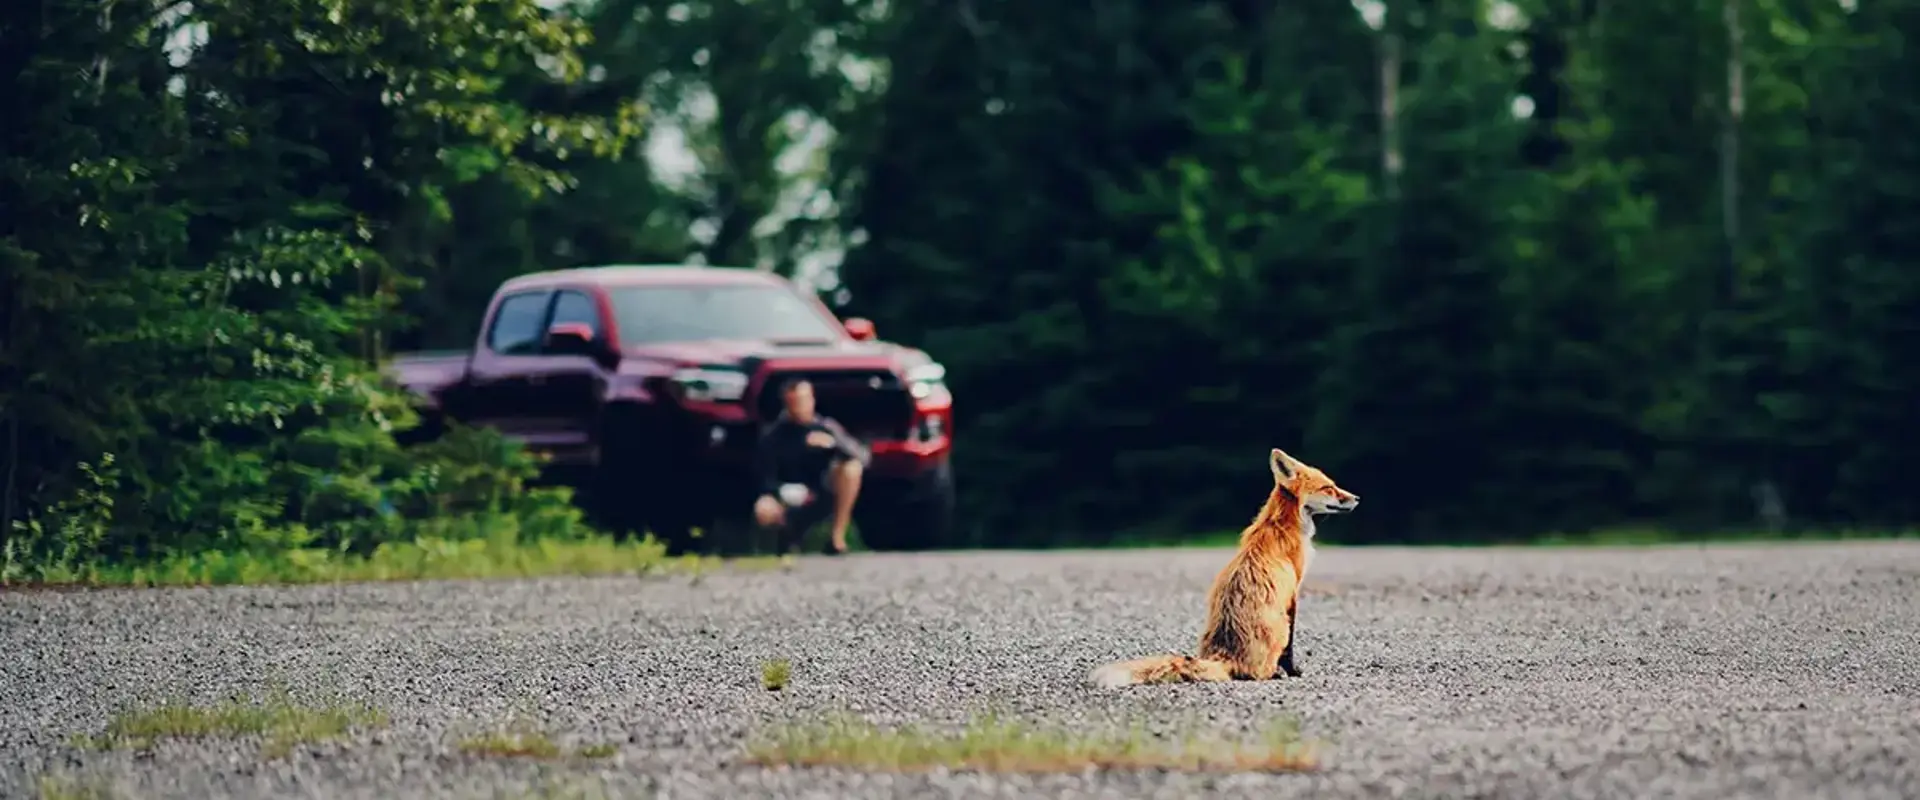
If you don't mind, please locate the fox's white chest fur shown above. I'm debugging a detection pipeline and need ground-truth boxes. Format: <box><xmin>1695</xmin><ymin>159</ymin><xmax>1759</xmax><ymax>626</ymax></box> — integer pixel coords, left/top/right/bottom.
<box><xmin>1300</xmin><ymin>515</ymin><xmax>1317</xmax><ymax>580</ymax></box>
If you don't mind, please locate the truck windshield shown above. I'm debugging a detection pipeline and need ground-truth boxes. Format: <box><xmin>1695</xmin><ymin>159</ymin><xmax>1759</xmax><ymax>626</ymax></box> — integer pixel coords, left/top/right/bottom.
<box><xmin>607</xmin><ymin>284</ymin><xmax>843</xmax><ymax>344</ymax></box>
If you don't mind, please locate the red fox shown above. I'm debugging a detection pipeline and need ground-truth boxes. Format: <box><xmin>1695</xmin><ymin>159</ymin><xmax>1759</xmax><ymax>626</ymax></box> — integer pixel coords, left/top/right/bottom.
<box><xmin>1089</xmin><ymin>448</ymin><xmax>1358</xmax><ymax>687</ymax></box>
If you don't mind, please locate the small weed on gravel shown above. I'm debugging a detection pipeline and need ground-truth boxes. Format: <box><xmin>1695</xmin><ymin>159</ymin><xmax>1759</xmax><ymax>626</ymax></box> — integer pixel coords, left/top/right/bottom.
<box><xmin>460</xmin><ymin>728</ymin><xmax>563</xmax><ymax>759</ymax></box>
<box><xmin>744</xmin><ymin>714</ymin><xmax>1318</xmax><ymax>773</ymax></box>
<box><xmin>74</xmin><ymin>689</ymin><xmax>385</xmax><ymax>758</ymax></box>
<box><xmin>458</xmin><ymin>720</ymin><xmax>617</xmax><ymax>761</ymax></box>
<box><xmin>760</xmin><ymin>658</ymin><xmax>792</xmax><ymax>691</ymax></box>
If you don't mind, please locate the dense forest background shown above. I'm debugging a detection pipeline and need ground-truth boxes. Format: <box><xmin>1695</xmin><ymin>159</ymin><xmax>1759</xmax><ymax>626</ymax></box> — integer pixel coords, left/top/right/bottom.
<box><xmin>5</xmin><ymin>0</ymin><xmax>1917</xmax><ymax>576</ymax></box>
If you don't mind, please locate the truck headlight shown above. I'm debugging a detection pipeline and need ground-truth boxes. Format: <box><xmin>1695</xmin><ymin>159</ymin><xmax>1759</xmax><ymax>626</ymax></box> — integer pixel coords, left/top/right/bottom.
<box><xmin>670</xmin><ymin>367</ymin><xmax>749</xmax><ymax>402</ymax></box>
<box><xmin>905</xmin><ymin>362</ymin><xmax>947</xmax><ymax>400</ymax></box>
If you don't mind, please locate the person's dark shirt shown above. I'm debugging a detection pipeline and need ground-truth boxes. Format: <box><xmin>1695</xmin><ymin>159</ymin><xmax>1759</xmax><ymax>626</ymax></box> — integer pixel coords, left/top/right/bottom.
<box><xmin>755</xmin><ymin>412</ymin><xmax>870</xmax><ymax>496</ymax></box>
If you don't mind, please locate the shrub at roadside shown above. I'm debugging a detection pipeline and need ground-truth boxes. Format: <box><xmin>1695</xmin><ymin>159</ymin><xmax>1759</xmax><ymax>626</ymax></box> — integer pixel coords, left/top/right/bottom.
<box><xmin>0</xmin><ymin>0</ymin><xmax>636</xmax><ymax>586</ymax></box>
<box><xmin>1</xmin><ymin>375</ymin><xmax>663</xmax><ymax>587</ymax></box>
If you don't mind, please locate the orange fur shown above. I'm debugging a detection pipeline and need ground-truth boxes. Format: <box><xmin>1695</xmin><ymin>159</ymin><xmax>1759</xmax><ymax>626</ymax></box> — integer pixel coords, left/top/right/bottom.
<box><xmin>1089</xmin><ymin>448</ymin><xmax>1359</xmax><ymax>688</ymax></box>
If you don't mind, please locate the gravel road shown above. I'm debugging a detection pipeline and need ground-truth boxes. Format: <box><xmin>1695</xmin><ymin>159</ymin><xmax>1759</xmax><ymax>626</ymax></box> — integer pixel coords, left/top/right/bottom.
<box><xmin>3</xmin><ymin>541</ymin><xmax>1917</xmax><ymax>800</ymax></box>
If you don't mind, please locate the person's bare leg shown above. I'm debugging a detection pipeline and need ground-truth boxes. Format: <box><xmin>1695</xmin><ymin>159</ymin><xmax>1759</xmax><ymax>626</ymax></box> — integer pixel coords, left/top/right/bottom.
<box><xmin>826</xmin><ymin>460</ymin><xmax>863</xmax><ymax>552</ymax></box>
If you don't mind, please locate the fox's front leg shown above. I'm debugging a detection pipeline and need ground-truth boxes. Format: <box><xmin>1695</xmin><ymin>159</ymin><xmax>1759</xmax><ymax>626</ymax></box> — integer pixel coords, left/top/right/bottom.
<box><xmin>1277</xmin><ymin>598</ymin><xmax>1303</xmax><ymax>677</ymax></box>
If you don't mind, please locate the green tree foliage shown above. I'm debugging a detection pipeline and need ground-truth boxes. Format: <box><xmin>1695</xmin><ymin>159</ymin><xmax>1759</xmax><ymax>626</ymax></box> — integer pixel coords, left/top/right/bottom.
<box><xmin>1305</xmin><ymin>1</ymin><xmax>1540</xmax><ymax>541</ymax></box>
<box><xmin>837</xmin><ymin>0</ymin><xmax>1920</xmax><ymax>543</ymax></box>
<box><xmin>835</xmin><ymin>1</ymin><xmax>1389</xmax><ymax>543</ymax></box>
<box><xmin>9</xmin><ymin>0</ymin><xmax>1919</xmax><ymax>562</ymax></box>
<box><xmin>1764</xmin><ymin>0</ymin><xmax>1920</xmax><ymax>527</ymax></box>
<box><xmin>1499</xmin><ymin>4</ymin><xmax>1677</xmax><ymax>533</ymax></box>
<box><xmin>2</xmin><ymin>0</ymin><xmax>200</xmax><ymax>561</ymax></box>
<box><xmin>2</xmin><ymin>0</ymin><xmax>633</xmax><ymax>580</ymax></box>
<box><xmin>402</xmin><ymin>0</ymin><xmax>890</xmax><ymax>349</ymax></box>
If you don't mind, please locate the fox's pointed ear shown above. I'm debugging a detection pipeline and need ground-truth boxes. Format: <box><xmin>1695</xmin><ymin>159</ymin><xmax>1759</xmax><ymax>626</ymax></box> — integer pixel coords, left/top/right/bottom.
<box><xmin>1269</xmin><ymin>448</ymin><xmax>1296</xmax><ymax>480</ymax></box>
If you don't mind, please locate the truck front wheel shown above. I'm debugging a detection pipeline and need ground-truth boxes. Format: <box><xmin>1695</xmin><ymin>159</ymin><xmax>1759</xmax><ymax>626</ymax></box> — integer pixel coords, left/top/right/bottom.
<box><xmin>853</xmin><ymin>459</ymin><xmax>957</xmax><ymax>552</ymax></box>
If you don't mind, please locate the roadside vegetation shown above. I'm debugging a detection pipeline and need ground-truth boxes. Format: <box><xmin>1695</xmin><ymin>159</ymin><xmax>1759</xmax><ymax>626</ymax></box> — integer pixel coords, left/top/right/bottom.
<box><xmin>2</xmin><ymin>419</ymin><xmax>794</xmax><ymax>589</ymax></box>
<box><xmin>0</xmin><ymin>0</ymin><xmax>652</xmax><ymax>590</ymax></box>
<box><xmin>0</xmin><ymin>415</ymin><xmax>673</xmax><ymax>588</ymax></box>
<box><xmin>1110</xmin><ymin>526</ymin><xmax>1920</xmax><ymax>551</ymax></box>
<box><xmin>32</xmin><ymin>529</ymin><xmax>689</xmax><ymax>588</ymax></box>
<box><xmin>11</xmin><ymin>0</ymin><xmax>1920</xmax><ymax>585</ymax></box>
<box><xmin>1519</xmin><ymin>527</ymin><xmax>1920</xmax><ymax>548</ymax></box>
<box><xmin>744</xmin><ymin>714</ymin><xmax>1318</xmax><ymax>773</ymax></box>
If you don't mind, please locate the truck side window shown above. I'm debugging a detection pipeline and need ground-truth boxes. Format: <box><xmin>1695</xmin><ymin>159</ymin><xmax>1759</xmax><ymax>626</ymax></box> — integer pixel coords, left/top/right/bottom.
<box><xmin>487</xmin><ymin>291</ymin><xmax>551</xmax><ymax>355</ymax></box>
<box><xmin>547</xmin><ymin>290</ymin><xmax>603</xmax><ymax>344</ymax></box>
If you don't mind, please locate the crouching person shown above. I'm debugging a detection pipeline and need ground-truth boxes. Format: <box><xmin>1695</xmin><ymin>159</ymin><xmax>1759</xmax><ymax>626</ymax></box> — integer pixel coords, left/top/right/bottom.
<box><xmin>753</xmin><ymin>378</ymin><xmax>869</xmax><ymax>555</ymax></box>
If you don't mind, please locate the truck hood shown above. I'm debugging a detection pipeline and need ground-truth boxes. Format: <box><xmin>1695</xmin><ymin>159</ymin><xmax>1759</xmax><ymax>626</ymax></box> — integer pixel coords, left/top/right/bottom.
<box><xmin>626</xmin><ymin>338</ymin><xmax>918</xmax><ymax>368</ymax></box>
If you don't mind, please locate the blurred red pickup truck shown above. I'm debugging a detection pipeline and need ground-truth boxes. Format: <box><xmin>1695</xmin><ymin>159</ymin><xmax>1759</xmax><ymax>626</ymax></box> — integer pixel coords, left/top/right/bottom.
<box><xmin>384</xmin><ymin>264</ymin><xmax>956</xmax><ymax>552</ymax></box>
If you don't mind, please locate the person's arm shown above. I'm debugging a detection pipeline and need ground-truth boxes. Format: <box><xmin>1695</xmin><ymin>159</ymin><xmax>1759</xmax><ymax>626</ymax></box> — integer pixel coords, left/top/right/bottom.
<box><xmin>819</xmin><ymin>417</ymin><xmax>871</xmax><ymax>467</ymax></box>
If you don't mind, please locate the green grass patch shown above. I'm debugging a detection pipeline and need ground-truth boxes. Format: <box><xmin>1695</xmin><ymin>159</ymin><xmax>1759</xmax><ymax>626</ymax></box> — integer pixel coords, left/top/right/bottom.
<box><xmin>1103</xmin><ymin>529</ymin><xmax>1244</xmax><ymax>549</ymax></box>
<box><xmin>1101</xmin><ymin>526</ymin><xmax>1920</xmax><ymax>551</ymax></box>
<box><xmin>35</xmin><ymin>773</ymin><xmax>119</xmax><ymax>800</ymax></box>
<box><xmin>744</xmin><ymin>714</ymin><xmax>1318</xmax><ymax>773</ymax></box>
<box><xmin>760</xmin><ymin>658</ymin><xmax>792</xmax><ymax>691</ymax></box>
<box><xmin>16</xmin><ymin>531</ymin><xmax>809</xmax><ymax>588</ymax></box>
<box><xmin>91</xmin><ymin>534</ymin><xmax>688</xmax><ymax>587</ymax></box>
<box><xmin>458</xmin><ymin>728</ymin><xmax>563</xmax><ymax>759</ymax></box>
<box><xmin>1523</xmin><ymin>526</ymin><xmax>1920</xmax><ymax>547</ymax></box>
<box><xmin>456</xmin><ymin>720</ymin><xmax>618</xmax><ymax>761</ymax></box>
<box><xmin>75</xmin><ymin>689</ymin><xmax>385</xmax><ymax>758</ymax></box>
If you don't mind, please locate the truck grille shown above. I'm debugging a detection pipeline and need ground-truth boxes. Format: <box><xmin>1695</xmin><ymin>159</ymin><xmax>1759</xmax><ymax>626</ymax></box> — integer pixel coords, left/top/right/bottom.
<box><xmin>755</xmin><ymin>369</ymin><xmax>913</xmax><ymax>441</ymax></box>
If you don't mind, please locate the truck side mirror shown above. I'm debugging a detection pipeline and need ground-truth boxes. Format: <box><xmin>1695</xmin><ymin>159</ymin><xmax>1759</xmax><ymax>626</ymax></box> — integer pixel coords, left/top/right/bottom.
<box><xmin>844</xmin><ymin>317</ymin><xmax>877</xmax><ymax>341</ymax></box>
<box><xmin>544</xmin><ymin>322</ymin><xmax>601</xmax><ymax>356</ymax></box>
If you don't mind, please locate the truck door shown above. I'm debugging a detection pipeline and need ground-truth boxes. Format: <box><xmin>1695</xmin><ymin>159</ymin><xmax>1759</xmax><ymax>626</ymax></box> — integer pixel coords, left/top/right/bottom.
<box><xmin>463</xmin><ymin>288</ymin><xmax>553</xmax><ymax>440</ymax></box>
<box><xmin>525</xmin><ymin>287</ymin><xmax>612</xmax><ymax>465</ymax></box>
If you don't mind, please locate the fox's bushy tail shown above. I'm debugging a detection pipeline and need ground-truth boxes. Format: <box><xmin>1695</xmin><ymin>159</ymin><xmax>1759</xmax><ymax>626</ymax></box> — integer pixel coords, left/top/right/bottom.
<box><xmin>1087</xmin><ymin>653</ymin><xmax>1233</xmax><ymax>687</ymax></box>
